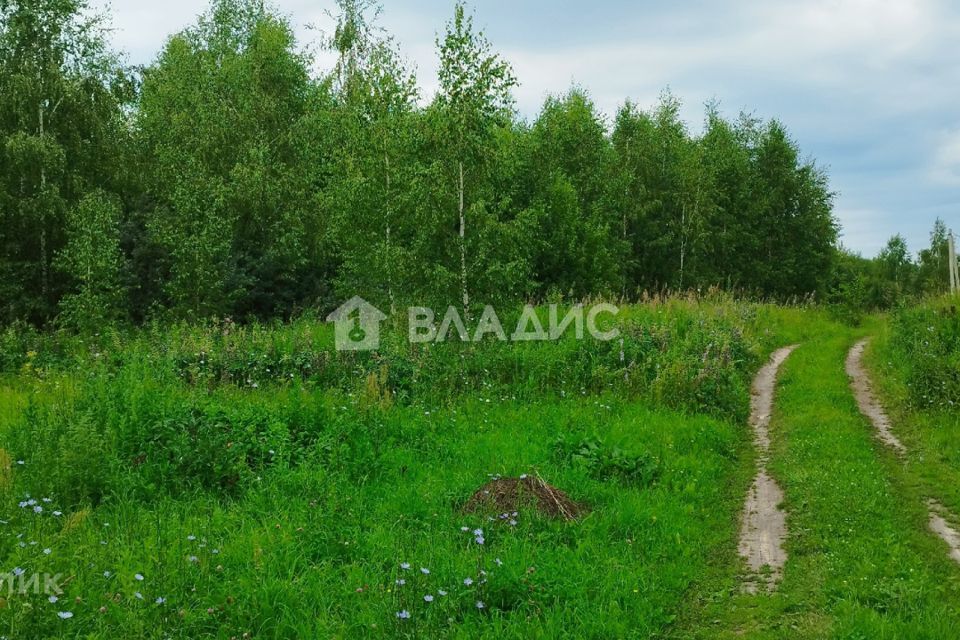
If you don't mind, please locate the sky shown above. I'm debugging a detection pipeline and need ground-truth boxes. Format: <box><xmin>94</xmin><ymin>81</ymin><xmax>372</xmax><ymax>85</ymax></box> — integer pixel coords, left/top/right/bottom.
<box><xmin>98</xmin><ymin>0</ymin><xmax>960</xmax><ymax>259</ymax></box>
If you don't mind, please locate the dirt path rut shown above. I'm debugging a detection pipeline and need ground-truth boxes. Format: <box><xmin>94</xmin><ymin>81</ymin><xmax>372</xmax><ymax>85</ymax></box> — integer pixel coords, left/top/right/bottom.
<box><xmin>846</xmin><ymin>339</ymin><xmax>960</xmax><ymax>567</ymax></box>
<box><xmin>739</xmin><ymin>345</ymin><xmax>798</xmax><ymax>593</ymax></box>
<box><xmin>845</xmin><ymin>340</ymin><xmax>906</xmax><ymax>454</ymax></box>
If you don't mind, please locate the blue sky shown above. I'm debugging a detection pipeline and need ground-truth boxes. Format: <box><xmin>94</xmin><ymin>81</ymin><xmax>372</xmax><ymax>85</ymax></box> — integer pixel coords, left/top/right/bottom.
<box><xmin>101</xmin><ymin>0</ymin><xmax>960</xmax><ymax>258</ymax></box>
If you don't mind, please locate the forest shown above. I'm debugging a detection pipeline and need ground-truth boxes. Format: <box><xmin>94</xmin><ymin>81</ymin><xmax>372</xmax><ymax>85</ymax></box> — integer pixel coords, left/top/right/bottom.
<box><xmin>3</xmin><ymin>0</ymin><xmax>926</xmax><ymax>331</ymax></box>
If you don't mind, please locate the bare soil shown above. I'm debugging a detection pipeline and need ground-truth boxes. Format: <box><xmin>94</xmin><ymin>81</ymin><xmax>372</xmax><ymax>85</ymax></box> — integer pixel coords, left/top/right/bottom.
<box><xmin>928</xmin><ymin>501</ymin><xmax>960</xmax><ymax>565</ymax></box>
<box><xmin>739</xmin><ymin>345</ymin><xmax>798</xmax><ymax>593</ymax></box>
<box><xmin>845</xmin><ymin>339</ymin><xmax>907</xmax><ymax>454</ymax></box>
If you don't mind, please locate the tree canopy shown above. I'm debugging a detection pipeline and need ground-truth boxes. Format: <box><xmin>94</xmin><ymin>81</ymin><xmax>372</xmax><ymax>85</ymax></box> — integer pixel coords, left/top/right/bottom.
<box><xmin>0</xmin><ymin>0</ymin><xmax>900</xmax><ymax>330</ymax></box>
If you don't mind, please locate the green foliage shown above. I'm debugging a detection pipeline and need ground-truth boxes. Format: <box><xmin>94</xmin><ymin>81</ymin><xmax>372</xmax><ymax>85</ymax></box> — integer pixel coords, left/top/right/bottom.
<box><xmin>0</xmin><ymin>386</ymin><xmax>747</xmax><ymax>638</ymax></box>
<box><xmin>0</xmin><ymin>298</ymin><xmax>765</xmax><ymax>422</ymax></box>
<box><xmin>826</xmin><ymin>220</ymin><xmax>959</xmax><ymax>319</ymax></box>
<box><xmin>0</xmin><ymin>0</ymin><xmax>132</xmax><ymax>325</ymax></box>
<box><xmin>137</xmin><ymin>0</ymin><xmax>325</xmax><ymax>318</ymax></box>
<box><xmin>552</xmin><ymin>433</ymin><xmax>661</xmax><ymax>487</ymax></box>
<box><xmin>887</xmin><ymin>297</ymin><xmax>960</xmax><ymax>409</ymax></box>
<box><xmin>680</xmin><ymin>322</ymin><xmax>960</xmax><ymax>638</ymax></box>
<box><xmin>0</xmin><ymin>0</ymin><xmax>851</xmax><ymax>329</ymax></box>
<box><xmin>56</xmin><ymin>189</ymin><xmax>126</xmax><ymax>331</ymax></box>
<box><xmin>0</xmin><ymin>298</ymin><xmax>779</xmax><ymax>637</ymax></box>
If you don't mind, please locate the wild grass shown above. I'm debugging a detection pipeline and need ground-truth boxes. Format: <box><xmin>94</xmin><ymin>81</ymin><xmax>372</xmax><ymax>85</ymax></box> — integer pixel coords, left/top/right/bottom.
<box><xmin>0</xmin><ymin>296</ymin><xmax>779</xmax><ymax>638</ymax></box>
<box><xmin>868</xmin><ymin>295</ymin><xmax>960</xmax><ymax>519</ymax></box>
<box><xmin>7</xmin><ymin>298</ymin><xmax>958</xmax><ymax>638</ymax></box>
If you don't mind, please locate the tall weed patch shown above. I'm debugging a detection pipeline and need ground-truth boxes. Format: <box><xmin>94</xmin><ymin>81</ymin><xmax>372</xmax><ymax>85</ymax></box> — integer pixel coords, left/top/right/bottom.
<box><xmin>888</xmin><ymin>298</ymin><xmax>960</xmax><ymax>409</ymax></box>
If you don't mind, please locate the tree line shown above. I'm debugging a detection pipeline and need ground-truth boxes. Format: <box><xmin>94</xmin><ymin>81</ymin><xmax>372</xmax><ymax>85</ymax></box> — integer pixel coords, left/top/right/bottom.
<box><xmin>830</xmin><ymin>220</ymin><xmax>958</xmax><ymax>311</ymax></box>
<box><xmin>1</xmin><ymin>0</ymin><xmax>850</xmax><ymax>329</ymax></box>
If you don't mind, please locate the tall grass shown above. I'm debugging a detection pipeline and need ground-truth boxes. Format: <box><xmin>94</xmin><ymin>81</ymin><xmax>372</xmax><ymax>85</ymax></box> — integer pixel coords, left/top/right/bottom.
<box><xmin>886</xmin><ymin>296</ymin><xmax>960</xmax><ymax>410</ymax></box>
<box><xmin>0</xmin><ymin>296</ymin><xmax>822</xmax><ymax>638</ymax></box>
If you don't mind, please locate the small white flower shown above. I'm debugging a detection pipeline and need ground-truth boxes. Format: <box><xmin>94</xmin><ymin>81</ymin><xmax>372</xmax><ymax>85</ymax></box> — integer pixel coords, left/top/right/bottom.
<box><xmin>420</xmin><ymin>567</ymin><xmax>430</xmax><ymax>575</ymax></box>
<box><xmin>155</xmin><ymin>597</ymin><xmax>166</xmax><ymax>605</ymax></box>
<box><xmin>134</xmin><ymin>592</ymin><xmax>143</xmax><ymax>600</ymax></box>
<box><xmin>423</xmin><ymin>594</ymin><xmax>434</xmax><ymax>602</ymax></box>
<box><xmin>187</xmin><ymin>535</ymin><xmax>196</xmax><ymax>541</ymax></box>
<box><xmin>463</xmin><ymin>577</ymin><xmax>473</xmax><ymax>586</ymax></box>
<box><xmin>134</xmin><ymin>573</ymin><xmax>144</xmax><ymax>581</ymax></box>
<box><xmin>438</xmin><ymin>589</ymin><xmax>448</xmax><ymax>596</ymax></box>
<box><xmin>48</xmin><ymin>595</ymin><xmax>58</xmax><ymax>603</ymax></box>
<box><xmin>57</xmin><ymin>611</ymin><xmax>73</xmax><ymax>619</ymax></box>
<box><xmin>43</xmin><ymin>548</ymin><xmax>51</xmax><ymax>555</ymax></box>
<box><xmin>52</xmin><ymin>511</ymin><xmax>62</xmax><ymax>517</ymax></box>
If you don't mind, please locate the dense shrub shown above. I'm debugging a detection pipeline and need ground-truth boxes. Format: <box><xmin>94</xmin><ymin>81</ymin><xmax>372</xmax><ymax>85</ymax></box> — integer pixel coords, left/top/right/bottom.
<box><xmin>888</xmin><ymin>298</ymin><xmax>960</xmax><ymax>409</ymax></box>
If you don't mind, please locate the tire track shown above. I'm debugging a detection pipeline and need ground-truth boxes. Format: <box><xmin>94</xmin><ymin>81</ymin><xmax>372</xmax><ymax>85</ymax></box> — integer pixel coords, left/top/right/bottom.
<box><xmin>739</xmin><ymin>345</ymin><xmax>798</xmax><ymax>594</ymax></box>
<box><xmin>846</xmin><ymin>338</ymin><xmax>960</xmax><ymax>567</ymax></box>
<box><xmin>845</xmin><ymin>340</ymin><xmax>906</xmax><ymax>454</ymax></box>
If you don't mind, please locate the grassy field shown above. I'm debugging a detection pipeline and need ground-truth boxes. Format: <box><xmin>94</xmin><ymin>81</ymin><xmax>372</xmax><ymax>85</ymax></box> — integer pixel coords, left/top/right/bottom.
<box><xmin>1</xmin><ymin>299</ymin><xmax>958</xmax><ymax>638</ymax></box>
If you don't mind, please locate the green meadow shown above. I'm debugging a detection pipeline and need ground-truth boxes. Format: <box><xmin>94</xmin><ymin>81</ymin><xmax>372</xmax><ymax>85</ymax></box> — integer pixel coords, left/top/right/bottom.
<box><xmin>0</xmin><ymin>298</ymin><xmax>956</xmax><ymax>638</ymax></box>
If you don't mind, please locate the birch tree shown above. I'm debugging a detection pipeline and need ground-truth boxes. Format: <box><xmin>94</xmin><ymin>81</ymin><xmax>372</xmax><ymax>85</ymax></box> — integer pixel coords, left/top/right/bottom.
<box><xmin>327</xmin><ymin>0</ymin><xmax>417</xmax><ymax>311</ymax></box>
<box><xmin>436</xmin><ymin>2</ymin><xmax>515</xmax><ymax>316</ymax></box>
<box><xmin>0</xmin><ymin>0</ymin><xmax>129</xmax><ymax>324</ymax></box>
<box><xmin>138</xmin><ymin>0</ymin><xmax>316</xmax><ymax>318</ymax></box>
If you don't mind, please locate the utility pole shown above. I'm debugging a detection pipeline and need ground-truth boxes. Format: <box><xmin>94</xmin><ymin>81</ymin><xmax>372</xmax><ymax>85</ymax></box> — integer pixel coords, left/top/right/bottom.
<box><xmin>949</xmin><ymin>230</ymin><xmax>959</xmax><ymax>295</ymax></box>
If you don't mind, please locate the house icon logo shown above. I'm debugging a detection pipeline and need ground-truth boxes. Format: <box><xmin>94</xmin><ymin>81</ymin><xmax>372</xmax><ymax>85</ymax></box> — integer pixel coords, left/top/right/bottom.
<box><xmin>326</xmin><ymin>296</ymin><xmax>388</xmax><ymax>351</ymax></box>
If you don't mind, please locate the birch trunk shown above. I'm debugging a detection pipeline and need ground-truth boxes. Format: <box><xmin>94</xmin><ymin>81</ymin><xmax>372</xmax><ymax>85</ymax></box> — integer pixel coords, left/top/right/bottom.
<box><xmin>458</xmin><ymin>160</ymin><xmax>469</xmax><ymax>319</ymax></box>
<box><xmin>38</xmin><ymin>96</ymin><xmax>48</xmax><ymax>304</ymax></box>
<box><xmin>384</xmin><ymin>151</ymin><xmax>395</xmax><ymax>314</ymax></box>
